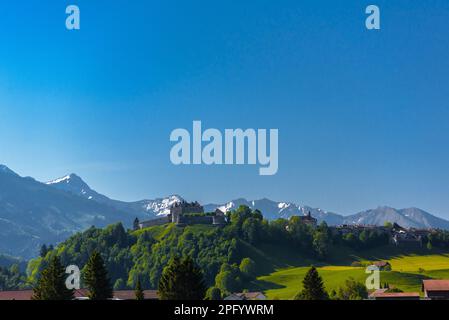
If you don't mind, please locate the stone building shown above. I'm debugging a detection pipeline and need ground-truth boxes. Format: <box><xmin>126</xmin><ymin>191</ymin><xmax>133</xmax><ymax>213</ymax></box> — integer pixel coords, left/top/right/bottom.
<box><xmin>135</xmin><ymin>202</ymin><xmax>227</xmax><ymax>230</ymax></box>
<box><xmin>298</xmin><ymin>211</ymin><xmax>317</xmax><ymax>227</ymax></box>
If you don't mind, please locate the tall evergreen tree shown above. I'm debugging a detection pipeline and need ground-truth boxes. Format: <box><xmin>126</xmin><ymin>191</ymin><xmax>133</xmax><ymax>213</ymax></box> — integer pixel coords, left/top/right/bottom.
<box><xmin>83</xmin><ymin>251</ymin><xmax>113</xmax><ymax>300</ymax></box>
<box><xmin>39</xmin><ymin>244</ymin><xmax>48</xmax><ymax>258</ymax></box>
<box><xmin>158</xmin><ymin>256</ymin><xmax>206</xmax><ymax>300</ymax></box>
<box><xmin>295</xmin><ymin>266</ymin><xmax>328</xmax><ymax>300</ymax></box>
<box><xmin>32</xmin><ymin>256</ymin><xmax>74</xmax><ymax>300</ymax></box>
<box><xmin>135</xmin><ymin>278</ymin><xmax>144</xmax><ymax>300</ymax></box>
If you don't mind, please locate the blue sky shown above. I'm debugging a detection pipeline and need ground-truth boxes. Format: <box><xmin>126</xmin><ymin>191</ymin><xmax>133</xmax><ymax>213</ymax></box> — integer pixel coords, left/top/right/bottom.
<box><xmin>0</xmin><ymin>1</ymin><xmax>448</xmax><ymax>217</ymax></box>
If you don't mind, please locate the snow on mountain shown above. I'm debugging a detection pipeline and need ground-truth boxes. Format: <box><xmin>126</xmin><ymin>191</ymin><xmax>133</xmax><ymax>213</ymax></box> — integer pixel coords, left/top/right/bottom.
<box><xmin>142</xmin><ymin>195</ymin><xmax>184</xmax><ymax>216</ymax></box>
<box><xmin>46</xmin><ymin>174</ymin><xmax>107</xmax><ymax>202</ymax></box>
<box><xmin>46</xmin><ymin>174</ymin><xmax>185</xmax><ymax>218</ymax></box>
<box><xmin>3</xmin><ymin>163</ymin><xmax>449</xmax><ymax>258</ymax></box>
<box><xmin>0</xmin><ymin>166</ymin><xmax>135</xmax><ymax>258</ymax></box>
<box><xmin>205</xmin><ymin>198</ymin><xmax>344</xmax><ymax>224</ymax></box>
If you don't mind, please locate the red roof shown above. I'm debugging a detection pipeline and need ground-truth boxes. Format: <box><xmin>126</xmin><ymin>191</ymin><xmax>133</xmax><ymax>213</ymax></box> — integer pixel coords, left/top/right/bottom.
<box><xmin>0</xmin><ymin>290</ymin><xmax>33</xmax><ymax>300</ymax></box>
<box><xmin>423</xmin><ymin>280</ymin><xmax>449</xmax><ymax>291</ymax></box>
<box><xmin>373</xmin><ymin>261</ymin><xmax>390</xmax><ymax>267</ymax></box>
<box><xmin>235</xmin><ymin>292</ymin><xmax>266</xmax><ymax>300</ymax></box>
<box><xmin>0</xmin><ymin>289</ymin><xmax>158</xmax><ymax>300</ymax></box>
<box><xmin>370</xmin><ymin>290</ymin><xmax>420</xmax><ymax>298</ymax></box>
<box><xmin>112</xmin><ymin>290</ymin><xmax>158</xmax><ymax>300</ymax></box>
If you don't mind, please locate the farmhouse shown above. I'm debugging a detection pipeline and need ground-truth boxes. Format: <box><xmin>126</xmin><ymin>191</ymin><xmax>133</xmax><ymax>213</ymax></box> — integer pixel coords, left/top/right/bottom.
<box><xmin>224</xmin><ymin>292</ymin><xmax>267</xmax><ymax>300</ymax></box>
<box><xmin>422</xmin><ymin>280</ymin><xmax>449</xmax><ymax>300</ymax></box>
<box><xmin>372</xmin><ymin>261</ymin><xmax>391</xmax><ymax>271</ymax></box>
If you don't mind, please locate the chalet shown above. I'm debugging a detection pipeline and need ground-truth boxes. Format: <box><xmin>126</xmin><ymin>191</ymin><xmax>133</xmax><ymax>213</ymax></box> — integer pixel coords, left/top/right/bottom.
<box><xmin>422</xmin><ymin>280</ymin><xmax>449</xmax><ymax>300</ymax></box>
<box><xmin>224</xmin><ymin>292</ymin><xmax>267</xmax><ymax>301</ymax></box>
<box><xmin>372</xmin><ymin>261</ymin><xmax>392</xmax><ymax>271</ymax></box>
<box><xmin>369</xmin><ymin>289</ymin><xmax>420</xmax><ymax>300</ymax></box>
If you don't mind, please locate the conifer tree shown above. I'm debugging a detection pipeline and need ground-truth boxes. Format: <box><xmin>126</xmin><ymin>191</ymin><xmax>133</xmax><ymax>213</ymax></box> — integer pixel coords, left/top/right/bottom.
<box><xmin>83</xmin><ymin>251</ymin><xmax>113</xmax><ymax>300</ymax></box>
<box><xmin>39</xmin><ymin>245</ymin><xmax>48</xmax><ymax>258</ymax></box>
<box><xmin>32</xmin><ymin>256</ymin><xmax>74</xmax><ymax>300</ymax></box>
<box><xmin>135</xmin><ymin>278</ymin><xmax>144</xmax><ymax>300</ymax></box>
<box><xmin>295</xmin><ymin>266</ymin><xmax>328</xmax><ymax>300</ymax></box>
<box><xmin>158</xmin><ymin>256</ymin><xmax>206</xmax><ymax>300</ymax></box>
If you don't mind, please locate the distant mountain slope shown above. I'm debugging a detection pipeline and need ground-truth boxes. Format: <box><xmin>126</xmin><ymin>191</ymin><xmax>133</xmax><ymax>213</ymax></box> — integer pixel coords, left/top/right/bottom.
<box><xmin>205</xmin><ymin>199</ymin><xmax>449</xmax><ymax>230</ymax></box>
<box><xmin>47</xmin><ymin>174</ymin><xmax>183</xmax><ymax>218</ymax></box>
<box><xmin>0</xmin><ymin>166</ymin><xmax>137</xmax><ymax>258</ymax></box>
<box><xmin>2</xmin><ymin>164</ymin><xmax>449</xmax><ymax>258</ymax></box>
<box><xmin>343</xmin><ymin>207</ymin><xmax>449</xmax><ymax>230</ymax></box>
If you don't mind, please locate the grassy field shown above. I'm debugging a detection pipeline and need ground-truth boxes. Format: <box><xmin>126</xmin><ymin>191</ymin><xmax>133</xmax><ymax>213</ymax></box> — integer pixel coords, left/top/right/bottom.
<box><xmin>252</xmin><ymin>246</ymin><xmax>449</xmax><ymax>299</ymax></box>
<box><xmin>133</xmin><ymin>224</ymin><xmax>449</xmax><ymax>299</ymax></box>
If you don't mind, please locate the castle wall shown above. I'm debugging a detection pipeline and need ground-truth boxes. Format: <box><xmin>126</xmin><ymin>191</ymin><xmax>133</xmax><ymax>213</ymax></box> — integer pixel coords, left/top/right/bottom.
<box><xmin>137</xmin><ymin>206</ymin><xmax>227</xmax><ymax>229</ymax></box>
<box><xmin>139</xmin><ymin>216</ymin><xmax>171</xmax><ymax>229</ymax></box>
<box><xmin>177</xmin><ymin>215</ymin><xmax>214</xmax><ymax>225</ymax></box>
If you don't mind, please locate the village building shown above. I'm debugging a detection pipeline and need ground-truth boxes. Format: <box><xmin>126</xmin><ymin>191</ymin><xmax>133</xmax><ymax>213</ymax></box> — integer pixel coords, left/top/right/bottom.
<box><xmin>369</xmin><ymin>289</ymin><xmax>420</xmax><ymax>300</ymax></box>
<box><xmin>391</xmin><ymin>231</ymin><xmax>422</xmax><ymax>248</ymax></box>
<box><xmin>224</xmin><ymin>292</ymin><xmax>267</xmax><ymax>301</ymax></box>
<box><xmin>298</xmin><ymin>211</ymin><xmax>317</xmax><ymax>227</ymax></box>
<box><xmin>422</xmin><ymin>280</ymin><xmax>449</xmax><ymax>300</ymax></box>
<box><xmin>372</xmin><ymin>261</ymin><xmax>392</xmax><ymax>271</ymax></box>
<box><xmin>0</xmin><ymin>289</ymin><xmax>159</xmax><ymax>301</ymax></box>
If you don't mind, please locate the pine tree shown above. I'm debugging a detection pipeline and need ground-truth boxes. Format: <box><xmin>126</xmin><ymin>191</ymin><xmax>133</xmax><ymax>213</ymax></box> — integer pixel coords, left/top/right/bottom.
<box><xmin>135</xmin><ymin>278</ymin><xmax>144</xmax><ymax>300</ymax></box>
<box><xmin>32</xmin><ymin>256</ymin><xmax>74</xmax><ymax>300</ymax></box>
<box><xmin>39</xmin><ymin>244</ymin><xmax>48</xmax><ymax>258</ymax></box>
<box><xmin>295</xmin><ymin>266</ymin><xmax>328</xmax><ymax>300</ymax></box>
<box><xmin>133</xmin><ymin>217</ymin><xmax>140</xmax><ymax>230</ymax></box>
<box><xmin>83</xmin><ymin>251</ymin><xmax>113</xmax><ymax>300</ymax></box>
<box><xmin>158</xmin><ymin>256</ymin><xmax>206</xmax><ymax>300</ymax></box>
<box><xmin>205</xmin><ymin>287</ymin><xmax>222</xmax><ymax>300</ymax></box>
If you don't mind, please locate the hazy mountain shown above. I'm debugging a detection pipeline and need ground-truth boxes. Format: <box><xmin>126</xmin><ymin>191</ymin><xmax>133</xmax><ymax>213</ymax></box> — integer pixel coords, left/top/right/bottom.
<box><xmin>2</xmin><ymin>164</ymin><xmax>449</xmax><ymax>258</ymax></box>
<box><xmin>46</xmin><ymin>174</ymin><xmax>183</xmax><ymax>218</ymax></box>
<box><xmin>205</xmin><ymin>199</ymin><xmax>449</xmax><ymax>230</ymax></box>
<box><xmin>0</xmin><ymin>166</ymin><xmax>135</xmax><ymax>258</ymax></box>
<box><xmin>343</xmin><ymin>206</ymin><xmax>449</xmax><ymax>230</ymax></box>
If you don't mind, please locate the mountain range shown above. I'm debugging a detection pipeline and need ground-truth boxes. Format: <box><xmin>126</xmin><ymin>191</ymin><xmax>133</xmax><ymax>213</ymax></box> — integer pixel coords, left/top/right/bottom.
<box><xmin>1</xmin><ymin>164</ymin><xmax>448</xmax><ymax>258</ymax></box>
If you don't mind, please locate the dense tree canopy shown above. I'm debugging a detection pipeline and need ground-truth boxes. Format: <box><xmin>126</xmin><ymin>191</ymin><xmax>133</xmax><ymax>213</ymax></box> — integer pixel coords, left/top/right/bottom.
<box><xmin>158</xmin><ymin>256</ymin><xmax>206</xmax><ymax>300</ymax></box>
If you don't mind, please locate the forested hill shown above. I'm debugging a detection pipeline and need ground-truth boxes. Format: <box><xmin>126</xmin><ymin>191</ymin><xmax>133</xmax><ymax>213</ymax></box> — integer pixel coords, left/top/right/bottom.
<box><xmin>26</xmin><ymin>206</ymin><xmax>449</xmax><ymax>295</ymax></box>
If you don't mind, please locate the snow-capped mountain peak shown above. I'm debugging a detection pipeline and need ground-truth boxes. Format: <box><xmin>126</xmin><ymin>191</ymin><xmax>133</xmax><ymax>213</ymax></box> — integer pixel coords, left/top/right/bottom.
<box><xmin>45</xmin><ymin>173</ymin><xmax>104</xmax><ymax>202</ymax></box>
<box><xmin>142</xmin><ymin>195</ymin><xmax>184</xmax><ymax>216</ymax></box>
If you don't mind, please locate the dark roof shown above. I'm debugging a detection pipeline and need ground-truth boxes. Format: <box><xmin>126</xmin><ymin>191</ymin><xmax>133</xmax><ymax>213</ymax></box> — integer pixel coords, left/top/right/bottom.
<box><xmin>423</xmin><ymin>280</ymin><xmax>449</xmax><ymax>291</ymax></box>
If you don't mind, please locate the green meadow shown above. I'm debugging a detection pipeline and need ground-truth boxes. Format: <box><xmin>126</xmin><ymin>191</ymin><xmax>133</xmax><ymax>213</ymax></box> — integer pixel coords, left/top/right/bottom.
<box><xmin>249</xmin><ymin>245</ymin><xmax>449</xmax><ymax>299</ymax></box>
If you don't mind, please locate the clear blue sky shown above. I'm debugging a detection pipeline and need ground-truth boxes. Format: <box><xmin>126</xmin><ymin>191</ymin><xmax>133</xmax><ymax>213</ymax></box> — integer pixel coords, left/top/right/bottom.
<box><xmin>0</xmin><ymin>1</ymin><xmax>448</xmax><ymax>217</ymax></box>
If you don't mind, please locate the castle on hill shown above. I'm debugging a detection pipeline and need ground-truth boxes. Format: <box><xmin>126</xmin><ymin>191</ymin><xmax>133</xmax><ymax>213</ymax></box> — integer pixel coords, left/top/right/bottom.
<box><xmin>134</xmin><ymin>201</ymin><xmax>227</xmax><ymax>230</ymax></box>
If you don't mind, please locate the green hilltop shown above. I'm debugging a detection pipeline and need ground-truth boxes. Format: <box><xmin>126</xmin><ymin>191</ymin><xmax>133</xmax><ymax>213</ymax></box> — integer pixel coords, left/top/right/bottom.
<box><xmin>26</xmin><ymin>206</ymin><xmax>449</xmax><ymax>299</ymax></box>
